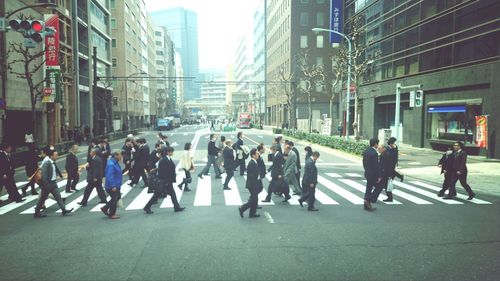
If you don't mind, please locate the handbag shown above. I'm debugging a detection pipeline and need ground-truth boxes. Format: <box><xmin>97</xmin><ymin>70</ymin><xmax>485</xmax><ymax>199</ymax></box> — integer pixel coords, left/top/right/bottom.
<box><xmin>387</xmin><ymin>178</ymin><xmax>394</xmax><ymax>192</ymax></box>
<box><xmin>148</xmin><ymin>172</ymin><xmax>164</xmax><ymax>193</ymax></box>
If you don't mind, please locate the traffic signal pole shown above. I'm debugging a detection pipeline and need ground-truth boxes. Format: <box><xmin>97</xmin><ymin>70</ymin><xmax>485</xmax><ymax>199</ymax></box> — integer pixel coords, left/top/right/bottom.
<box><xmin>395</xmin><ymin>83</ymin><xmax>423</xmax><ymax>142</ymax></box>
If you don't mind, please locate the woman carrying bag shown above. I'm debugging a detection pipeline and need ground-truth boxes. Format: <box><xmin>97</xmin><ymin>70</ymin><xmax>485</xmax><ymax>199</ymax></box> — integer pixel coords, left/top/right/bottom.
<box><xmin>178</xmin><ymin>142</ymin><xmax>194</xmax><ymax>192</ymax></box>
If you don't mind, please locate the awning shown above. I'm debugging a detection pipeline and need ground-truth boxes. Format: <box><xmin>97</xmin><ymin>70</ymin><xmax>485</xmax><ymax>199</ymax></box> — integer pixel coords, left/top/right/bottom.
<box><xmin>427</xmin><ymin>105</ymin><xmax>466</xmax><ymax>113</ymax></box>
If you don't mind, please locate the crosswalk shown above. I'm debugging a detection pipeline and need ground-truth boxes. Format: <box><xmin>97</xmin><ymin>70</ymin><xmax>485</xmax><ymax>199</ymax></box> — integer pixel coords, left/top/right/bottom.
<box><xmin>0</xmin><ymin>172</ymin><xmax>492</xmax><ymax>216</ymax></box>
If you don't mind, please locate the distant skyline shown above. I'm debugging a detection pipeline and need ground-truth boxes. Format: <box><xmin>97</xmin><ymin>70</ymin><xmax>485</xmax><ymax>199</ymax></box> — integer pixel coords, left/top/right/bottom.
<box><xmin>145</xmin><ymin>0</ymin><xmax>257</xmax><ymax>70</ymax></box>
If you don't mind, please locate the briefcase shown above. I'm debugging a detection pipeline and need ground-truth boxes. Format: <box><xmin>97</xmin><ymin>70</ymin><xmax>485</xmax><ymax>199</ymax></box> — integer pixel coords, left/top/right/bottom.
<box><xmin>267</xmin><ymin>153</ymin><xmax>273</xmax><ymax>162</ymax></box>
<box><xmin>148</xmin><ymin>173</ymin><xmax>164</xmax><ymax>193</ymax></box>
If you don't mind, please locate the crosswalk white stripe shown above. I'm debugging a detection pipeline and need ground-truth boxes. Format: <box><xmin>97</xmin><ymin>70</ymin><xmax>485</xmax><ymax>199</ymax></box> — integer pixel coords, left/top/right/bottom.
<box><xmin>340</xmin><ymin>179</ymin><xmax>404</xmax><ymax>205</ymax></box>
<box><xmin>392</xmin><ymin>181</ymin><xmax>463</xmax><ymax>204</ymax></box>
<box><xmin>1</xmin><ymin>181</ymin><xmax>37</xmax><ymax>200</ymax></box>
<box><xmin>0</xmin><ymin>194</ymin><xmax>39</xmax><ymax>215</ymax></box>
<box><xmin>346</xmin><ymin>173</ymin><xmax>362</xmax><ymax>177</ymax></box>
<box><xmin>410</xmin><ymin>181</ymin><xmax>491</xmax><ymax>204</ymax></box>
<box><xmin>325</xmin><ymin>173</ymin><xmax>341</xmax><ymax>178</ymax></box>
<box><xmin>124</xmin><ymin>185</ymin><xmax>153</xmax><ymax>210</ymax></box>
<box><xmin>299</xmin><ymin>177</ymin><xmax>338</xmax><ymax>205</ymax></box>
<box><xmin>193</xmin><ymin>175</ymin><xmax>211</xmax><ymax>206</ymax></box>
<box><xmin>318</xmin><ymin>176</ymin><xmax>364</xmax><ymax>204</ymax></box>
<box><xmin>89</xmin><ymin>184</ymin><xmax>133</xmax><ymax>212</ymax></box>
<box><xmin>20</xmin><ymin>181</ymin><xmax>83</xmax><ymax>214</ymax></box>
<box><xmin>263</xmin><ymin>174</ymin><xmax>300</xmax><ymax>205</ymax></box>
<box><xmin>53</xmin><ymin>181</ymin><xmax>95</xmax><ymax>213</ymax></box>
<box><xmin>244</xmin><ymin>176</ymin><xmax>274</xmax><ymax>205</ymax></box>
<box><xmin>160</xmin><ymin>173</ymin><xmax>186</xmax><ymax>208</ymax></box>
<box><xmin>221</xmin><ymin>174</ymin><xmax>243</xmax><ymax>206</ymax></box>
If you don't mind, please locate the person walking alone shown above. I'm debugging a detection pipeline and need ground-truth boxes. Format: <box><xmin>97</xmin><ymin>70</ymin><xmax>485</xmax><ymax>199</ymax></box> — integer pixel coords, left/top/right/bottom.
<box><xmin>234</xmin><ymin>132</ymin><xmax>246</xmax><ymax>176</ymax></box>
<box><xmin>101</xmin><ymin>151</ymin><xmax>123</xmax><ymax>219</ymax></box>
<box><xmin>21</xmin><ymin>144</ymin><xmax>39</xmax><ymax>196</ymax></box>
<box><xmin>283</xmin><ymin>142</ymin><xmax>301</xmax><ymax>195</ymax></box>
<box><xmin>298</xmin><ymin>151</ymin><xmax>320</xmax><ymax>211</ymax></box>
<box><xmin>65</xmin><ymin>145</ymin><xmax>80</xmax><ymax>193</ymax></box>
<box><xmin>222</xmin><ymin>140</ymin><xmax>236</xmax><ymax>190</ymax></box>
<box><xmin>78</xmin><ymin>148</ymin><xmax>107</xmax><ymax>206</ymax></box>
<box><xmin>178</xmin><ymin>143</ymin><xmax>194</xmax><ymax>192</ymax></box>
<box><xmin>130</xmin><ymin>138</ymin><xmax>149</xmax><ymax>188</ymax></box>
<box><xmin>362</xmin><ymin>138</ymin><xmax>380</xmax><ymax>211</ymax></box>
<box><xmin>198</xmin><ymin>134</ymin><xmax>222</xmax><ymax>179</ymax></box>
<box><xmin>437</xmin><ymin>147</ymin><xmax>454</xmax><ymax>197</ymax></box>
<box><xmin>33</xmin><ymin>150</ymin><xmax>73</xmax><ymax>218</ymax></box>
<box><xmin>444</xmin><ymin>141</ymin><xmax>476</xmax><ymax>200</ymax></box>
<box><xmin>238</xmin><ymin>149</ymin><xmax>262</xmax><ymax>218</ymax></box>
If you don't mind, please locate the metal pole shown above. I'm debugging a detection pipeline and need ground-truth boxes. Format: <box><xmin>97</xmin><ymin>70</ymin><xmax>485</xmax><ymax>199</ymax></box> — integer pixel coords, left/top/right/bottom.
<box><xmin>346</xmin><ymin>38</ymin><xmax>352</xmax><ymax>140</ymax></box>
<box><xmin>124</xmin><ymin>80</ymin><xmax>128</xmax><ymax>131</ymax></box>
<box><xmin>71</xmin><ymin>0</ymin><xmax>79</xmax><ymax>127</ymax></box>
<box><xmin>395</xmin><ymin>83</ymin><xmax>401</xmax><ymax>142</ymax></box>
<box><xmin>0</xmin><ymin>0</ymin><xmax>6</xmax><ymax>143</ymax></box>
<box><xmin>92</xmin><ymin>46</ymin><xmax>98</xmax><ymax>135</ymax></box>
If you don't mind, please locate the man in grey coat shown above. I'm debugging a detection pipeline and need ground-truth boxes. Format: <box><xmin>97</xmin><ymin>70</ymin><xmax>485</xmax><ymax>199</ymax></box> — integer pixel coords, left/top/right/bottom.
<box><xmin>78</xmin><ymin>148</ymin><xmax>107</xmax><ymax>206</ymax></box>
<box><xmin>34</xmin><ymin>150</ymin><xmax>73</xmax><ymax>218</ymax></box>
<box><xmin>283</xmin><ymin>143</ymin><xmax>301</xmax><ymax>195</ymax></box>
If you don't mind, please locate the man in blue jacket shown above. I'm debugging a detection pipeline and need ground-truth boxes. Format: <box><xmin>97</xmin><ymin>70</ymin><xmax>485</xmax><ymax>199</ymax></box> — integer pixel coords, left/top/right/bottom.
<box><xmin>101</xmin><ymin>151</ymin><xmax>123</xmax><ymax>219</ymax></box>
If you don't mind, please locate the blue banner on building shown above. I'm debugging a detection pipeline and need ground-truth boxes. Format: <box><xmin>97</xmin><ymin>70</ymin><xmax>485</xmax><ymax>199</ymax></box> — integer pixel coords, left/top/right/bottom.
<box><xmin>330</xmin><ymin>0</ymin><xmax>343</xmax><ymax>43</ymax></box>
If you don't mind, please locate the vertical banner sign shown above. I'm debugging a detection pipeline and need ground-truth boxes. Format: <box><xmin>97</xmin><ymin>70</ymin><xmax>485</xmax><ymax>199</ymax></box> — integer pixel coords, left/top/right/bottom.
<box><xmin>43</xmin><ymin>69</ymin><xmax>61</xmax><ymax>103</ymax></box>
<box><xmin>44</xmin><ymin>14</ymin><xmax>60</xmax><ymax>68</ymax></box>
<box><xmin>330</xmin><ymin>0</ymin><xmax>343</xmax><ymax>43</ymax></box>
<box><xmin>475</xmin><ymin>115</ymin><xmax>488</xmax><ymax>148</ymax></box>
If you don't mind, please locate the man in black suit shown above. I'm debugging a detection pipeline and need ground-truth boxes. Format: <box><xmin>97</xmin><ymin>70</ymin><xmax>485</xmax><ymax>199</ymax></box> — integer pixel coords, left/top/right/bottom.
<box><xmin>198</xmin><ymin>134</ymin><xmax>222</xmax><ymax>179</ymax></box>
<box><xmin>222</xmin><ymin>140</ymin><xmax>236</xmax><ymax>190</ymax></box>
<box><xmin>445</xmin><ymin>141</ymin><xmax>476</xmax><ymax>200</ymax></box>
<box><xmin>298</xmin><ymin>151</ymin><xmax>320</xmax><ymax>211</ymax></box>
<box><xmin>144</xmin><ymin>147</ymin><xmax>185</xmax><ymax>214</ymax></box>
<box><xmin>121</xmin><ymin>138</ymin><xmax>134</xmax><ymax>179</ymax></box>
<box><xmin>286</xmin><ymin>140</ymin><xmax>302</xmax><ymax>190</ymax></box>
<box><xmin>370</xmin><ymin>145</ymin><xmax>395</xmax><ymax>203</ymax></box>
<box><xmin>86</xmin><ymin>138</ymin><xmax>100</xmax><ymax>164</ymax></box>
<box><xmin>0</xmin><ymin>143</ymin><xmax>24</xmax><ymax>203</ymax></box>
<box><xmin>262</xmin><ymin>145</ymin><xmax>291</xmax><ymax>202</ymax></box>
<box><xmin>238</xmin><ymin>148</ymin><xmax>262</xmax><ymax>218</ymax></box>
<box><xmin>64</xmin><ymin>145</ymin><xmax>80</xmax><ymax>193</ymax></box>
<box><xmin>437</xmin><ymin>147</ymin><xmax>454</xmax><ymax>197</ymax></box>
<box><xmin>34</xmin><ymin>150</ymin><xmax>73</xmax><ymax>218</ymax></box>
<box><xmin>362</xmin><ymin>138</ymin><xmax>380</xmax><ymax>211</ymax></box>
<box><xmin>234</xmin><ymin>131</ymin><xmax>246</xmax><ymax>176</ymax></box>
<box><xmin>78</xmin><ymin>148</ymin><xmax>107</xmax><ymax>206</ymax></box>
<box><xmin>130</xmin><ymin>138</ymin><xmax>149</xmax><ymax>188</ymax></box>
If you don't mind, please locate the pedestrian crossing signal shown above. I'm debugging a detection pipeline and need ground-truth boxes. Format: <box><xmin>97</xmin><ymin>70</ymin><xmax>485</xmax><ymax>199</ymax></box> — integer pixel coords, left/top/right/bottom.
<box><xmin>415</xmin><ymin>90</ymin><xmax>423</xmax><ymax>107</ymax></box>
<box><xmin>8</xmin><ymin>20</ymin><xmax>46</xmax><ymax>44</ymax></box>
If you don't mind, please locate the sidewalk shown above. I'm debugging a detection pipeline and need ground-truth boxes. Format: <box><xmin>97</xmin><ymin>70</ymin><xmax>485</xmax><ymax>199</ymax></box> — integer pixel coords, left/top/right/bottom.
<box><xmin>254</xmin><ymin>128</ymin><xmax>500</xmax><ymax>198</ymax></box>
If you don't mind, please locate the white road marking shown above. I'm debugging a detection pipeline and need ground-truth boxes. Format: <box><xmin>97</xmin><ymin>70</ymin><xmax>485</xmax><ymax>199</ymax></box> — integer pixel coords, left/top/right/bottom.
<box><xmin>410</xmin><ymin>181</ymin><xmax>491</xmax><ymax>204</ymax></box>
<box><xmin>392</xmin><ymin>181</ymin><xmax>463</xmax><ymax>204</ymax></box>
<box><xmin>221</xmin><ymin>174</ymin><xmax>243</xmax><ymax>206</ymax></box>
<box><xmin>326</xmin><ymin>173</ymin><xmax>341</xmax><ymax>178</ymax></box>
<box><xmin>193</xmin><ymin>175</ymin><xmax>211</xmax><ymax>206</ymax></box>
<box><xmin>318</xmin><ymin>176</ymin><xmax>364</xmax><ymax>204</ymax></box>
<box><xmin>346</xmin><ymin>173</ymin><xmax>362</xmax><ymax>177</ymax></box>
<box><xmin>21</xmin><ymin>181</ymin><xmax>85</xmax><ymax>214</ymax></box>
<box><xmin>264</xmin><ymin>211</ymin><xmax>275</xmax><ymax>223</ymax></box>
<box><xmin>340</xmin><ymin>179</ymin><xmax>406</xmax><ymax>205</ymax></box>
<box><xmin>89</xmin><ymin>184</ymin><xmax>133</xmax><ymax>212</ymax></box>
<box><xmin>125</xmin><ymin>186</ymin><xmax>154</xmax><ymax>210</ymax></box>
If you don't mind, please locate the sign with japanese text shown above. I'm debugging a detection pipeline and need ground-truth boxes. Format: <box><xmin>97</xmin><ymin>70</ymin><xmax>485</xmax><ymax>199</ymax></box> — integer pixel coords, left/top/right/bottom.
<box><xmin>330</xmin><ymin>0</ymin><xmax>343</xmax><ymax>43</ymax></box>
<box><xmin>475</xmin><ymin>115</ymin><xmax>488</xmax><ymax>148</ymax></box>
<box><xmin>42</xmin><ymin>69</ymin><xmax>61</xmax><ymax>103</ymax></box>
<box><xmin>44</xmin><ymin>14</ymin><xmax>59</xmax><ymax>68</ymax></box>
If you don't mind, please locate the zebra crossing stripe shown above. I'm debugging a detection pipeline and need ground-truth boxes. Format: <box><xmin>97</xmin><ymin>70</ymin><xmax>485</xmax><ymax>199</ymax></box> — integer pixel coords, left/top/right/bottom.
<box><xmin>160</xmin><ymin>173</ymin><xmax>186</xmax><ymax>208</ymax></box>
<box><xmin>409</xmin><ymin>181</ymin><xmax>491</xmax><ymax>204</ymax></box>
<box><xmin>392</xmin><ymin>181</ymin><xmax>463</xmax><ymax>204</ymax></box>
<box><xmin>0</xmin><ymin>193</ymin><xmax>39</xmax><ymax>215</ymax></box>
<box><xmin>346</xmin><ymin>173</ymin><xmax>362</xmax><ymax>177</ymax></box>
<box><xmin>318</xmin><ymin>175</ymin><xmax>364</xmax><ymax>204</ymax></box>
<box><xmin>243</xmin><ymin>176</ymin><xmax>274</xmax><ymax>205</ymax></box>
<box><xmin>299</xmin><ymin>177</ymin><xmax>338</xmax><ymax>205</ymax></box>
<box><xmin>55</xmin><ymin>181</ymin><xmax>100</xmax><ymax>213</ymax></box>
<box><xmin>193</xmin><ymin>175</ymin><xmax>211</xmax><ymax>206</ymax></box>
<box><xmin>89</xmin><ymin>184</ymin><xmax>133</xmax><ymax>212</ymax></box>
<box><xmin>20</xmin><ymin>181</ymin><xmax>80</xmax><ymax>214</ymax></box>
<box><xmin>221</xmin><ymin>174</ymin><xmax>243</xmax><ymax>206</ymax></box>
<box><xmin>341</xmin><ymin>178</ymin><xmax>421</xmax><ymax>205</ymax></box>
<box><xmin>125</xmin><ymin>186</ymin><xmax>154</xmax><ymax>210</ymax></box>
<box><xmin>326</xmin><ymin>173</ymin><xmax>341</xmax><ymax>178</ymax></box>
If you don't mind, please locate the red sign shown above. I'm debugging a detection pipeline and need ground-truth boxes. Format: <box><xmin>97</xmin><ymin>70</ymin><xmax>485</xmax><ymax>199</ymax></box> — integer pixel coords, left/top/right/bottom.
<box><xmin>44</xmin><ymin>15</ymin><xmax>59</xmax><ymax>68</ymax></box>
<box><xmin>475</xmin><ymin>115</ymin><xmax>488</xmax><ymax>148</ymax></box>
<box><xmin>43</xmin><ymin>87</ymin><xmax>53</xmax><ymax>96</ymax></box>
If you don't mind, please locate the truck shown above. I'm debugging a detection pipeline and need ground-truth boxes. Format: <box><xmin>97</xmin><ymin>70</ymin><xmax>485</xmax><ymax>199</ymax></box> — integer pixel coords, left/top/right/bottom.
<box><xmin>238</xmin><ymin>112</ymin><xmax>251</xmax><ymax>129</ymax></box>
<box><xmin>157</xmin><ymin>118</ymin><xmax>172</xmax><ymax>131</ymax></box>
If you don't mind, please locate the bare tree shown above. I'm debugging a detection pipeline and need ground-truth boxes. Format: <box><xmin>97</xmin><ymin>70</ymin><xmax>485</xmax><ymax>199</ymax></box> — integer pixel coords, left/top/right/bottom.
<box><xmin>297</xmin><ymin>50</ymin><xmax>325</xmax><ymax>133</ymax></box>
<box><xmin>278</xmin><ymin>66</ymin><xmax>296</xmax><ymax>128</ymax></box>
<box><xmin>328</xmin><ymin>45</ymin><xmax>348</xmax><ymax>135</ymax></box>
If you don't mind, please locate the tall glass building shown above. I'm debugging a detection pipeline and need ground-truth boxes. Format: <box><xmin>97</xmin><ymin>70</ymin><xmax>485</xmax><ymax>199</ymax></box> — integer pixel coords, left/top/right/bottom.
<box><xmin>346</xmin><ymin>0</ymin><xmax>500</xmax><ymax>158</ymax></box>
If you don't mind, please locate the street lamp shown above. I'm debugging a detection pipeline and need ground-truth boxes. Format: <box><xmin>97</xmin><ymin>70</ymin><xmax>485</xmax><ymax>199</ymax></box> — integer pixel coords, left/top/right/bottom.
<box><xmin>124</xmin><ymin>72</ymin><xmax>146</xmax><ymax>131</ymax></box>
<box><xmin>312</xmin><ymin>27</ymin><xmax>351</xmax><ymax>139</ymax></box>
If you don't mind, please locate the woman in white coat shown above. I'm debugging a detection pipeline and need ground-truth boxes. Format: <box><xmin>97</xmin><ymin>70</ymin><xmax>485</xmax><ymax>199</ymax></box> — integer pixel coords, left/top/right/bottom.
<box><xmin>178</xmin><ymin>142</ymin><xmax>194</xmax><ymax>191</ymax></box>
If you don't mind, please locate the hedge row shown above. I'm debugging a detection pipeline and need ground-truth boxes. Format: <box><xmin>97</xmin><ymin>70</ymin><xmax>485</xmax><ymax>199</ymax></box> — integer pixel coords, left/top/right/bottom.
<box><xmin>273</xmin><ymin>128</ymin><xmax>370</xmax><ymax>156</ymax></box>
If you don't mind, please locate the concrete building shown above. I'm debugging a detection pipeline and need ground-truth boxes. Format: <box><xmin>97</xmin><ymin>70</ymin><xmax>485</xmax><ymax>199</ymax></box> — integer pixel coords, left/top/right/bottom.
<box><xmin>150</xmin><ymin>8</ymin><xmax>200</xmax><ymax>102</ymax></box>
<box><xmin>185</xmin><ymin>69</ymin><xmax>227</xmax><ymax>119</ymax></box>
<box><xmin>153</xmin><ymin>26</ymin><xmax>177</xmax><ymax>118</ymax></box>
<box><xmin>346</xmin><ymin>0</ymin><xmax>500</xmax><ymax>158</ymax></box>
<box><xmin>233</xmin><ymin>34</ymin><xmax>253</xmax><ymax>120</ymax></box>
<box><xmin>110</xmin><ymin>0</ymin><xmax>155</xmax><ymax>130</ymax></box>
<box><xmin>266</xmin><ymin>0</ymin><xmax>335</xmax><ymax>130</ymax></box>
<box><xmin>253</xmin><ymin>0</ymin><xmax>267</xmax><ymax>127</ymax></box>
<box><xmin>1</xmin><ymin>0</ymin><xmax>79</xmax><ymax>145</ymax></box>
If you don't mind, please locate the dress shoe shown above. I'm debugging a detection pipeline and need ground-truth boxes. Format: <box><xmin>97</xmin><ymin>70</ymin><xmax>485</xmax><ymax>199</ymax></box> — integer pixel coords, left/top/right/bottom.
<box><xmin>400</xmin><ymin>175</ymin><xmax>404</xmax><ymax>182</ymax></box>
<box><xmin>293</xmin><ymin>191</ymin><xmax>301</xmax><ymax>196</ymax></box>
<box><xmin>257</xmin><ymin>206</ymin><xmax>262</xmax><ymax>209</ymax></box>
<box><xmin>41</xmin><ymin>205</ymin><xmax>46</xmax><ymax>210</ymax></box>
<box><xmin>22</xmin><ymin>190</ymin><xmax>27</xmax><ymax>197</ymax></box>
<box><xmin>15</xmin><ymin>198</ymin><xmax>26</xmax><ymax>203</ymax></box>
<box><xmin>34</xmin><ymin>213</ymin><xmax>47</xmax><ymax>218</ymax></box>
<box><xmin>71</xmin><ymin>188</ymin><xmax>77</xmax><ymax>191</ymax></box>
<box><xmin>467</xmin><ymin>193</ymin><xmax>476</xmax><ymax>200</ymax></box>
<box><xmin>99</xmin><ymin>201</ymin><xmax>107</xmax><ymax>204</ymax></box>
<box><xmin>249</xmin><ymin>213</ymin><xmax>260</xmax><ymax>218</ymax></box>
<box><xmin>238</xmin><ymin>207</ymin><xmax>244</xmax><ymax>218</ymax></box>
<box><xmin>298</xmin><ymin>199</ymin><xmax>304</xmax><ymax>208</ymax></box>
<box><xmin>109</xmin><ymin>215</ymin><xmax>120</xmax><ymax>219</ymax></box>
<box><xmin>31</xmin><ymin>190</ymin><xmax>39</xmax><ymax>195</ymax></box>
<box><xmin>223</xmin><ymin>187</ymin><xmax>231</xmax><ymax>190</ymax></box>
<box><xmin>62</xmin><ymin>208</ymin><xmax>73</xmax><ymax>216</ymax></box>
<box><xmin>184</xmin><ymin>187</ymin><xmax>192</xmax><ymax>192</ymax></box>
<box><xmin>283</xmin><ymin>194</ymin><xmax>291</xmax><ymax>202</ymax></box>
<box><xmin>215</xmin><ymin>176</ymin><xmax>222</xmax><ymax>179</ymax></box>
<box><xmin>65</xmin><ymin>190</ymin><xmax>73</xmax><ymax>194</ymax></box>
<box><xmin>198</xmin><ymin>174</ymin><xmax>203</xmax><ymax>179</ymax></box>
<box><xmin>100</xmin><ymin>206</ymin><xmax>109</xmax><ymax>216</ymax></box>
<box><xmin>174</xmin><ymin>207</ymin><xmax>185</xmax><ymax>212</ymax></box>
<box><xmin>62</xmin><ymin>198</ymin><xmax>66</xmax><ymax>203</ymax></box>
<box><xmin>382</xmin><ymin>198</ymin><xmax>393</xmax><ymax>202</ymax></box>
<box><xmin>308</xmin><ymin>208</ymin><xmax>319</xmax><ymax>212</ymax></box>
<box><xmin>77</xmin><ymin>202</ymin><xmax>87</xmax><ymax>206</ymax></box>
<box><xmin>364</xmin><ymin>200</ymin><xmax>376</xmax><ymax>211</ymax></box>
<box><xmin>437</xmin><ymin>192</ymin><xmax>444</xmax><ymax>197</ymax></box>
<box><xmin>144</xmin><ymin>208</ymin><xmax>153</xmax><ymax>214</ymax></box>
<box><xmin>443</xmin><ymin>196</ymin><xmax>454</xmax><ymax>200</ymax></box>
<box><xmin>177</xmin><ymin>183</ymin><xmax>183</xmax><ymax>189</ymax></box>
<box><xmin>261</xmin><ymin>199</ymin><xmax>271</xmax><ymax>203</ymax></box>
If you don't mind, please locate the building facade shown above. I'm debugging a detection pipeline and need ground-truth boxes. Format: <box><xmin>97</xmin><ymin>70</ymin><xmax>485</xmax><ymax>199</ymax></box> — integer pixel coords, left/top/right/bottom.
<box><xmin>266</xmin><ymin>0</ymin><xmax>336</xmax><ymax>130</ymax></box>
<box><xmin>149</xmin><ymin>8</ymin><xmax>200</xmax><ymax>102</ymax></box>
<box><xmin>346</xmin><ymin>0</ymin><xmax>500</xmax><ymax>158</ymax></box>
<box><xmin>253</xmin><ymin>0</ymin><xmax>267</xmax><ymax>127</ymax></box>
<box><xmin>153</xmin><ymin>26</ymin><xmax>177</xmax><ymax>118</ymax></box>
<box><xmin>233</xmin><ymin>35</ymin><xmax>253</xmax><ymax>120</ymax></box>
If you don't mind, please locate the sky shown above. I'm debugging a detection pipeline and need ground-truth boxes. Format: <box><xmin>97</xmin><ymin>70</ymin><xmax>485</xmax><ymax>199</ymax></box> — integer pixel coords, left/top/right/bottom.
<box><xmin>145</xmin><ymin>0</ymin><xmax>258</xmax><ymax>71</ymax></box>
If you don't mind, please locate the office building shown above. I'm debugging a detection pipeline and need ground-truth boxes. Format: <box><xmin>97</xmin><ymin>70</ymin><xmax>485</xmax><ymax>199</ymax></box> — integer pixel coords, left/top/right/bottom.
<box><xmin>253</xmin><ymin>0</ymin><xmax>267</xmax><ymax>127</ymax></box>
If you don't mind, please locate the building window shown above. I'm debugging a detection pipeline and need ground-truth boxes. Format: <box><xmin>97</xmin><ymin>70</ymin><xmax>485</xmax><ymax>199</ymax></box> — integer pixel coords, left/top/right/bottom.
<box><xmin>110</xmin><ymin>0</ymin><xmax>115</xmax><ymax>9</ymax></box>
<box><xmin>300</xmin><ymin>35</ymin><xmax>308</xmax><ymax>48</ymax></box>
<box><xmin>155</xmin><ymin>41</ymin><xmax>162</xmax><ymax>46</ymax></box>
<box><xmin>316</xmin><ymin>12</ymin><xmax>325</xmax><ymax>26</ymax></box>
<box><xmin>113</xmin><ymin>97</ymin><xmax>118</xmax><ymax>106</ymax></box>
<box><xmin>156</xmin><ymin>50</ymin><xmax>164</xmax><ymax>56</ymax></box>
<box><xmin>112</xmin><ymin>58</ymin><xmax>117</xmax><ymax>67</ymax></box>
<box><xmin>300</xmin><ymin>12</ymin><xmax>309</xmax><ymax>26</ymax></box>
<box><xmin>316</xmin><ymin>35</ymin><xmax>324</xmax><ymax>48</ymax></box>
<box><xmin>317</xmin><ymin>0</ymin><xmax>325</xmax><ymax>3</ymax></box>
<box><xmin>300</xmin><ymin>0</ymin><xmax>309</xmax><ymax>3</ymax></box>
<box><xmin>316</xmin><ymin>57</ymin><xmax>324</xmax><ymax>67</ymax></box>
<box><xmin>111</xmin><ymin>39</ymin><xmax>116</xmax><ymax>48</ymax></box>
<box><xmin>155</xmin><ymin>31</ymin><xmax>162</xmax><ymax>36</ymax></box>
<box><xmin>111</xmin><ymin>19</ymin><xmax>116</xmax><ymax>29</ymax></box>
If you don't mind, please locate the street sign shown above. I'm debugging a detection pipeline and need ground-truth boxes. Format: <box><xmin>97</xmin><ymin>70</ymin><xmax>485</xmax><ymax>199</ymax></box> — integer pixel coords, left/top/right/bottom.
<box><xmin>43</xmin><ymin>87</ymin><xmax>53</xmax><ymax>96</ymax></box>
<box><xmin>0</xmin><ymin>17</ymin><xmax>5</xmax><ymax>32</ymax></box>
<box><xmin>409</xmin><ymin>91</ymin><xmax>415</xmax><ymax>108</ymax></box>
<box><xmin>322</xmin><ymin>118</ymin><xmax>332</xmax><ymax>135</ymax></box>
<box><xmin>24</xmin><ymin>37</ymin><xmax>37</xmax><ymax>48</ymax></box>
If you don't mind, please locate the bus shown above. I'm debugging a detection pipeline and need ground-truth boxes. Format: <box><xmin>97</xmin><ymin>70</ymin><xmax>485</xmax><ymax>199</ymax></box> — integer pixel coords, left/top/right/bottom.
<box><xmin>238</xmin><ymin>112</ymin><xmax>251</xmax><ymax>129</ymax></box>
<box><xmin>157</xmin><ymin>118</ymin><xmax>172</xmax><ymax>131</ymax></box>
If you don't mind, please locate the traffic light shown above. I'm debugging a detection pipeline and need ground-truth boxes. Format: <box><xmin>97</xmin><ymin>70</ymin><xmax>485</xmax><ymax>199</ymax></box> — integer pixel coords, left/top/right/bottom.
<box><xmin>415</xmin><ymin>90</ymin><xmax>423</xmax><ymax>107</ymax></box>
<box><xmin>8</xmin><ymin>20</ymin><xmax>46</xmax><ymax>43</ymax></box>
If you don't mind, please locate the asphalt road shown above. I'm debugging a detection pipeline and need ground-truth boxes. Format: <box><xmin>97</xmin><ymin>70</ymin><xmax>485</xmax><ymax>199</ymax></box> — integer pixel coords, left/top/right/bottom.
<box><xmin>1</xmin><ymin>126</ymin><xmax>499</xmax><ymax>281</ymax></box>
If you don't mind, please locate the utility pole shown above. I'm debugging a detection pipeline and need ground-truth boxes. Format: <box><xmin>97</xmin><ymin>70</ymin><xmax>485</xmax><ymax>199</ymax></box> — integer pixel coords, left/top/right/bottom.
<box><xmin>92</xmin><ymin>46</ymin><xmax>98</xmax><ymax>135</ymax></box>
<box><xmin>395</xmin><ymin>83</ymin><xmax>423</xmax><ymax>142</ymax></box>
<box><xmin>0</xmin><ymin>0</ymin><xmax>6</xmax><ymax>142</ymax></box>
